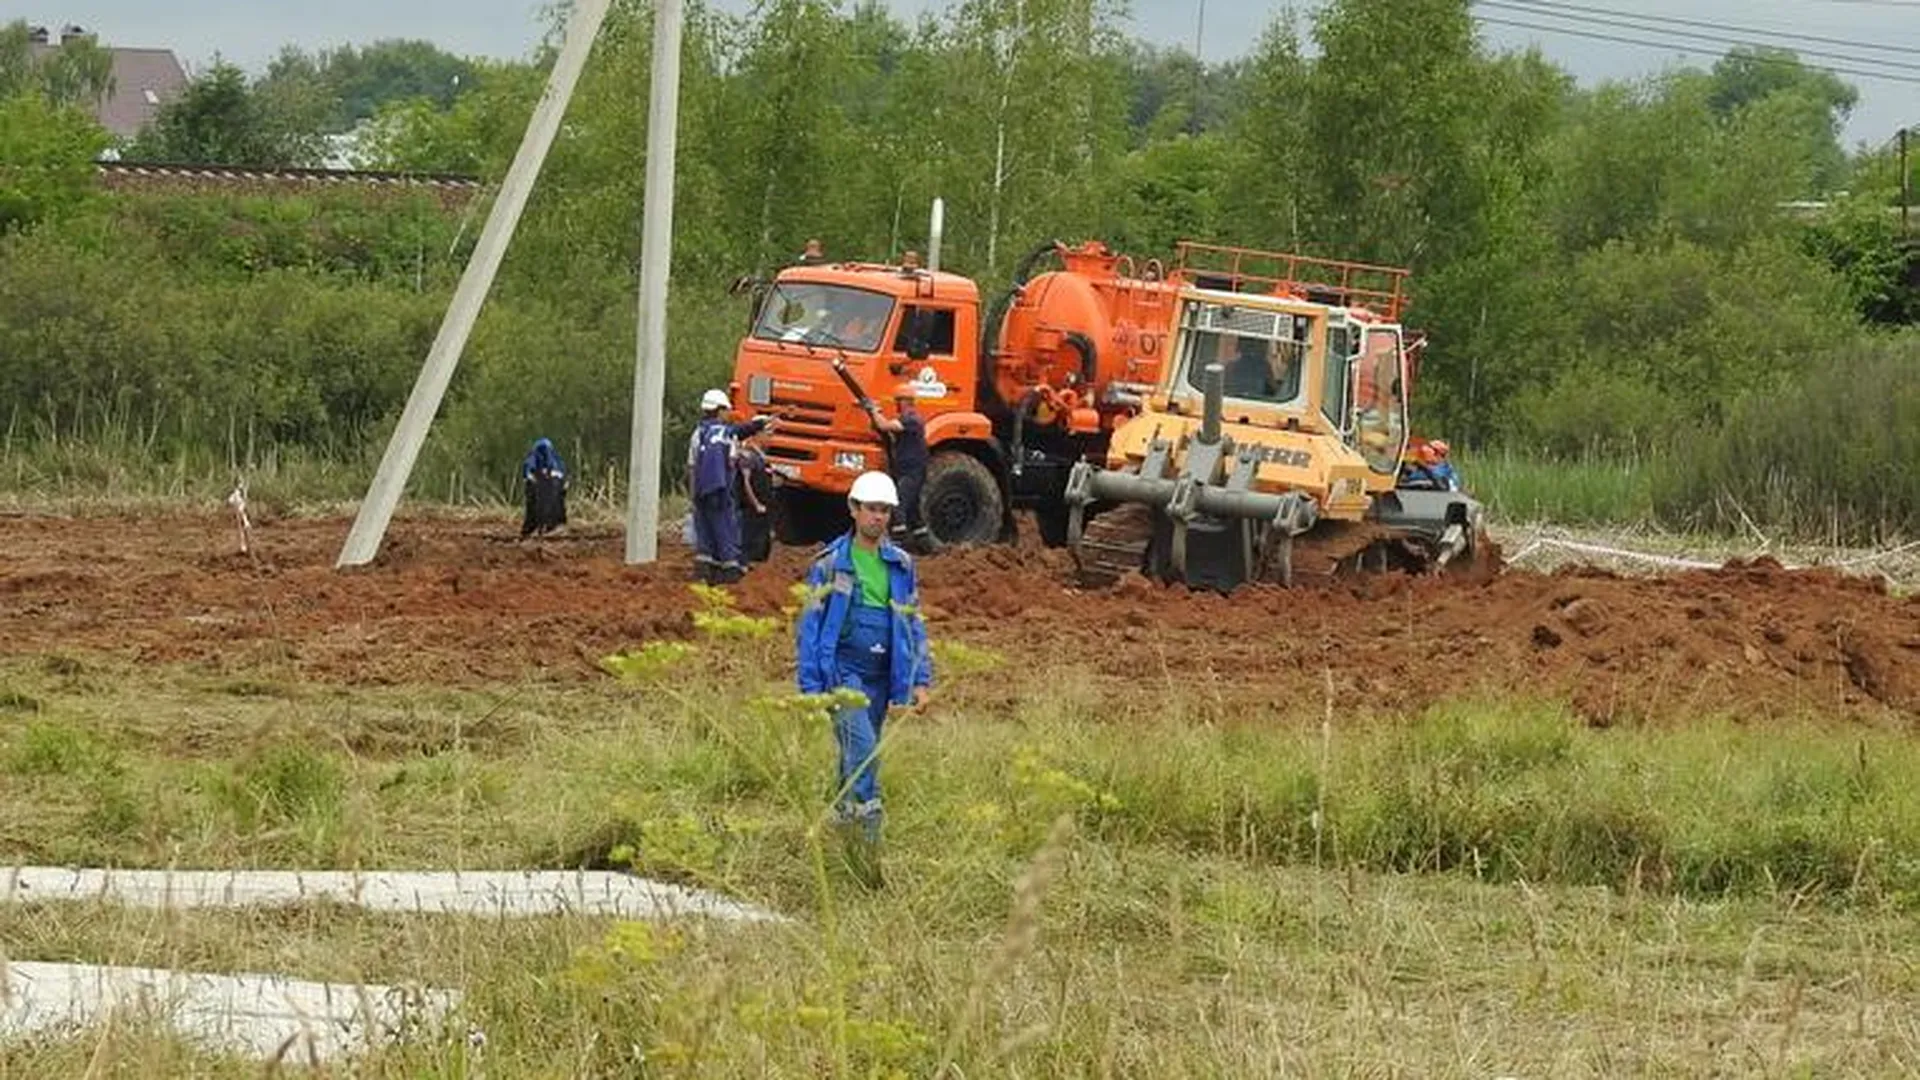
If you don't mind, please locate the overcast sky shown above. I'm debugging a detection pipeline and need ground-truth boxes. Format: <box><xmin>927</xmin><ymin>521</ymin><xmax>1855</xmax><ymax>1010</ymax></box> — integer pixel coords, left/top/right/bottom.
<box><xmin>20</xmin><ymin>0</ymin><xmax>1917</xmax><ymax>147</ymax></box>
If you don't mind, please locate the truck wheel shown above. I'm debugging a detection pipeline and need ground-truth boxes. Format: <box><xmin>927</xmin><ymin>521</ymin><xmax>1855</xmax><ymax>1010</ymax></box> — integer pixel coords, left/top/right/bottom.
<box><xmin>920</xmin><ymin>453</ymin><xmax>1003</xmax><ymax>548</ymax></box>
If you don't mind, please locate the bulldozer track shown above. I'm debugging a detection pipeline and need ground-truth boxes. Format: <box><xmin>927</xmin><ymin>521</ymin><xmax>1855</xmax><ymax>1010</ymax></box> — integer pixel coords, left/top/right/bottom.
<box><xmin>1073</xmin><ymin>504</ymin><xmax>1155</xmax><ymax>588</ymax></box>
<box><xmin>1070</xmin><ymin>509</ymin><xmax>1488</xmax><ymax>591</ymax></box>
<box><xmin>1280</xmin><ymin>522</ymin><xmax>1398</xmax><ymax>585</ymax></box>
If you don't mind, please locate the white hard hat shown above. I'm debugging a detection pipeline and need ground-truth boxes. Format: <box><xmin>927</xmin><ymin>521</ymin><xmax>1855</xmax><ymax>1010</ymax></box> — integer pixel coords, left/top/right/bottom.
<box><xmin>848</xmin><ymin>470</ymin><xmax>899</xmax><ymax>507</ymax></box>
<box><xmin>700</xmin><ymin>388</ymin><xmax>730</xmax><ymax>412</ymax></box>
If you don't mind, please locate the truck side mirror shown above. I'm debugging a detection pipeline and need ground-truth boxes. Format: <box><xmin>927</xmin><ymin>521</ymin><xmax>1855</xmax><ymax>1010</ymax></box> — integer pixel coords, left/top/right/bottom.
<box><xmin>904</xmin><ymin>310</ymin><xmax>935</xmax><ymax>361</ymax></box>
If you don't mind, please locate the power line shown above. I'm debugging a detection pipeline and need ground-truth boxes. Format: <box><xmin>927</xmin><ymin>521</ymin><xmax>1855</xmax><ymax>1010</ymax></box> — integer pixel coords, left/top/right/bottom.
<box><xmin>1473</xmin><ymin>15</ymin><xmax>1920</xmax><ymax>85</ymax></box>
<box><xmin>1482</xmin><ymin>0</ymin><xmax>1919</xmax><ymax>56</ymax></box>
<box><xmin>1475</xmin><ymin>1</ymin><xmax>1920</xmax><ymax>73</ymax></box>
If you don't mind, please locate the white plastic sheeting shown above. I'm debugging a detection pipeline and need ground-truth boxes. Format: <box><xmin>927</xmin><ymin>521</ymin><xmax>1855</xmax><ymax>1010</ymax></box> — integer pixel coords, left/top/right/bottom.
<box><xmin>0</xmin><ymin>961</ymin><xmax>456</xmax><ymax>1062</ymax></box>
<box><xmin>2</xmin><ymin>868</ymin><xmax>781</xmax><ymax>922</ymax></box>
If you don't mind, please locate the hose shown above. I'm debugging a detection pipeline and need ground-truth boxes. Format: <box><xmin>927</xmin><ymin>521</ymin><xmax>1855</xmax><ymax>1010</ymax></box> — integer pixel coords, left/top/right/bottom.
<box><xmin>976</xmin><ymin>240</ymin><xmax>1064</xmax><ymax>414</ymax></box>
<box><xmin>1008</xmin><ymin>389</ymin><xmax>1042</xmax><ymax>478</ymax></box>
<box><xmin>1063</xmin><ymin>331</ymin><xmax>1097</xmax><ymax>389</ymax></box>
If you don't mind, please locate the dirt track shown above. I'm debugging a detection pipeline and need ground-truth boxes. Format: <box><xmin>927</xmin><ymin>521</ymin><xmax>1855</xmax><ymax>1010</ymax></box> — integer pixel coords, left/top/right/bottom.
<box><xmin>2</xmin><ymin>512</ymin><xmax>1916</xmax><ymax>725</ymax></box>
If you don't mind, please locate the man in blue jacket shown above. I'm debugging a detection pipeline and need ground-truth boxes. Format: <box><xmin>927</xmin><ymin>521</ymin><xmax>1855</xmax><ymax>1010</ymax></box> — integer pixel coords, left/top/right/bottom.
<box><xmin>865</xmin><ymin>384</ymin><xmax>930</xmax><ymax>549</ymax></box>
<box><xmin>687</xmin><ymin>388</ymin><xmax>774</xmax><ymax>583</ymax></box>
<box><xmin>519</xmin><ymin>437</ymin><xmax>568</xmax><ymax>537</ymax></box>
<box><xmin>794</xmin><ymin>470</ymin><xmax>933</xmax><ymax>863</ymax></box>
<box><xmin>1399</xmin><ymin>439</ymin><xmax>1461</xmax><ymax>493</ymax></box>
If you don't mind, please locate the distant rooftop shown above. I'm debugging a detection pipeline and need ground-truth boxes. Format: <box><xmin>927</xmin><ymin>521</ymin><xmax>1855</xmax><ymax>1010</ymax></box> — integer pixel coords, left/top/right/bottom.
<box><xmin>26</xmin><ymin>23</ymin><xmax>189</xmax><ymax>138</ymax></box>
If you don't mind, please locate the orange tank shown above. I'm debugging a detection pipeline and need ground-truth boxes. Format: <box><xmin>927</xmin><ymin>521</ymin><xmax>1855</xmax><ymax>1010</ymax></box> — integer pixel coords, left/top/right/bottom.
<box><xmin>988</xmin><ymin>242</ymin><xmax>1181</xmax><ymax>433</ymax></box>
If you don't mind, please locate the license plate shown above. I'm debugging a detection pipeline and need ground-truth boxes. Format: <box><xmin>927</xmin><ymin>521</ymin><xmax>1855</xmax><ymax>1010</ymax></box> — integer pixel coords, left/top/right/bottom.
<box><xmin>770</xmin><ymin>463</ymin><xmax>800</xmax><ymax>480</ymax></box>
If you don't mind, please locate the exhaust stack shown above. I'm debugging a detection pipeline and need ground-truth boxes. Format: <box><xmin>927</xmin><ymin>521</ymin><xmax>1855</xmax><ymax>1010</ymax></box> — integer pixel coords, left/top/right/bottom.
<box><xmin>928</xmin><ymin>197</ymin><xmax>944</xmax><ymax>275</ymax></box>
<box><xmin>1198</xmin><ymin>363</ymin><xmax>1225</xmax><ymax>446</ymax></box>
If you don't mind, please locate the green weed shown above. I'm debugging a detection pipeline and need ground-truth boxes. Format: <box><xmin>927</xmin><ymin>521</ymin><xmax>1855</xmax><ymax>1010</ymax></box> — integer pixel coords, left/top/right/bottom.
<box><xmin>6</xmin><ymin>721</ymin><xmax>115</xmax><ymax>777</ymax></box>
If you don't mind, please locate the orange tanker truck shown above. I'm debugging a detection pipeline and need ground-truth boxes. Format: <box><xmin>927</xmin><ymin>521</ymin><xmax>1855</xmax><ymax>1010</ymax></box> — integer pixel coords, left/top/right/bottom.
<box><xmin>726</xmin><ymin>231</ymin><xmax>1487</xmax><ymax>591</ymax></box>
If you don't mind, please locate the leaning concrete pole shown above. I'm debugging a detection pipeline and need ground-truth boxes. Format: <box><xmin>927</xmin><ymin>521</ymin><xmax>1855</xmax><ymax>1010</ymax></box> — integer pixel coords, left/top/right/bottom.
<box><xmin>624</xmin><ymin>0</ymin><xmax>685</xmax><ymax>563</ymax></box>
<box><xmin>337</xmin><ymin>0</ymin><xmax>614</xmax><ymax>568</ymax></box>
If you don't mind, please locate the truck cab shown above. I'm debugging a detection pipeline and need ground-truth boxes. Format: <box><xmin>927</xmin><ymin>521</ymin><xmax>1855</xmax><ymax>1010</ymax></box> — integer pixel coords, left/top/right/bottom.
<box><xmin>728</xmin><ymin>259</ymin><xmax>994</xmax><ymax>543</ymax></box>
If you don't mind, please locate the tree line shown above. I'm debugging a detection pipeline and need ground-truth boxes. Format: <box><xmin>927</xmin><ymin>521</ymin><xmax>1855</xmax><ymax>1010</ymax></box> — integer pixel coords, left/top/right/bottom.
<box><xmin>1</xmin><ymin>1</ymin><xmax>1914</xmax><ymax>537</ymax></box>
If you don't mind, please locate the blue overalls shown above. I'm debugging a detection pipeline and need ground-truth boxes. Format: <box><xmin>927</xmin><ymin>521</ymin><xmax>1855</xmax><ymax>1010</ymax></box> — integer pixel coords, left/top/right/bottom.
<box><xmin>689</xmin><ymin>416</ymin><xmax>765</xmax><ymax>579</ymax></box>
<box><xmin>889</xmin><ymin>411</ymin><xmax>928</xmax><ymax>538</ymax></box>
<box><xmin>834</xmin><ymin>600</ymin><xmax>895</xmax><ymax>830</ymax></box>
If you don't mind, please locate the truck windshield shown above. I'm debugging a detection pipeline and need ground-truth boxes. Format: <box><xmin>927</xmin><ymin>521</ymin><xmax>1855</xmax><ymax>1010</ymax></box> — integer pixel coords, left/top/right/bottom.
<box><xmin>1178</xmin><ymin>300</ymin><xmax>1309</xmax><ymax>405</ymax></box>
<box><xmin>753</xmin><ymin>283</ymin><xmax>896</xmax><ymax>354</ymax></box>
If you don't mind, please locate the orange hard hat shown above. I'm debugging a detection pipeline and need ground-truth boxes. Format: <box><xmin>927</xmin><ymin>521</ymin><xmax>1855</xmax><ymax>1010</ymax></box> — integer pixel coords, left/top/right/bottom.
<box><xmin>1429</xmin><ymin>439</ymin><xmax>1450</xmax><ymax>458</ymax></box>
<box><xmin>892</xmin><ymin>384</ymin><xmax>918</xmax><ymax>401</ymax></box>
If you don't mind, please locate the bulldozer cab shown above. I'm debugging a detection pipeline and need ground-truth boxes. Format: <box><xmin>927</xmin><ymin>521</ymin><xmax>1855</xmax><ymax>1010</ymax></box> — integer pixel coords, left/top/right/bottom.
<box><xmin>1160</xmin><ymin>290</ymin><xmax>1413</xmax><ymax>479</ymax></box>
<box><xmin>1176</xmin><ymin>300</ymin><xmax>1312</xmax><ymax>409</ymax></box>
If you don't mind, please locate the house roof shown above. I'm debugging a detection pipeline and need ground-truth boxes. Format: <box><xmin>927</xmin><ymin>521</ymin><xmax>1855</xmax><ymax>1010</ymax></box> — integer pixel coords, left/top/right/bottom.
<box><xmin>30</xmin><ymin>39</ymin><xmax>190</xmax><ymax>138</ymax></box>
<box><xmin>91</xmin><ymin>161</ymin><xmax>486</xmax><ymax>209</ymax></box>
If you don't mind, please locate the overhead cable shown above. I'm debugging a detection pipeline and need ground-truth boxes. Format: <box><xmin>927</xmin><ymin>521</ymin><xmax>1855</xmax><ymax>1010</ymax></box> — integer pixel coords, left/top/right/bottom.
<box><xmin>1482</xmin><ymin>0</ymin><xmax>1919</xmax><ymax>56</ymax></box>
<box><xmin>1476</xmin><ymin>0</ymin><xmax>1920</xmax><ymax>73</ymax></box>
<box><xmin>1473</xmin><ymin>15</ymin><xmax>1920</xmax><ymax>85</ymax></box>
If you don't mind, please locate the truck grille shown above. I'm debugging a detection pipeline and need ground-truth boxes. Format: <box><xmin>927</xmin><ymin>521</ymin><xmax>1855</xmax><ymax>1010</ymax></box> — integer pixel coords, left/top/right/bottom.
<box><xmin>768</xmin><ymin>396</ymin><xmax>836</xmax><ymax>433</ymax></box>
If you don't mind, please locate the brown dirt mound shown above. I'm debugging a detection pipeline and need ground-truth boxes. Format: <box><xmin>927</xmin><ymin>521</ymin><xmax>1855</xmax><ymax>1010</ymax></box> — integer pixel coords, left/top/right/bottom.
<box><xmin>1</xmin><ymin>514</ymin><xmax>1914</xmax><ymax>724</ymax></box>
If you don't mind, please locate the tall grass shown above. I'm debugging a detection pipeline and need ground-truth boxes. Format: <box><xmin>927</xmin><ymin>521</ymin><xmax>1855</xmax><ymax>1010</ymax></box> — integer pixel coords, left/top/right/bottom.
<box><xmin>0</xmin><ymin>402</ymin><xmax>678</xmax><ymax>514</ymax></box>
<box><xmin>6</xmin><ymin>650</ymin><xmax>1920</xmax><ymax>910</ymax></box>
<box><xmin>0</xmin><ymin>405</ymin><xmax>381</xmax><ymax>508</ymax></box>
<box><xmin>1459</xmin><ymin>445</ymin><xmax>1664</xmax><ymax>525</ymax></box>
<box><xmin>1653</xmin><ymin>335</ymin><xmax>1920</xmax><ymax>544</ymax></box>
<box><xmin>5</xmin><ymin>638</ymin><xmax>1920</xmax><ymax>1073</ymax></box>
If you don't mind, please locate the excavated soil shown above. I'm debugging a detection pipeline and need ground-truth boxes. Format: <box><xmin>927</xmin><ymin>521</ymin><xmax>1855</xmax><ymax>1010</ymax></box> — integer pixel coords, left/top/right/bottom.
<box><xmin>2</xmin><ymin>512</ymin><xmax>1916</xmax><ymax>725</ymax></box>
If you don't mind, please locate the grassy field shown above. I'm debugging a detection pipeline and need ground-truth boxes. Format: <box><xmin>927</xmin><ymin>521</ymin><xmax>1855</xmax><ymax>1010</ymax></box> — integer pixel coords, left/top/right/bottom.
<box><xmin>1464</xmin><ymin>448</ymin><xmax>1663</xmax><ymax>527</ymax></box>
<box><xmin>5</xmin><ymin>613</ymin><xmax>1920</xmax><ymax>1076</ymax></box>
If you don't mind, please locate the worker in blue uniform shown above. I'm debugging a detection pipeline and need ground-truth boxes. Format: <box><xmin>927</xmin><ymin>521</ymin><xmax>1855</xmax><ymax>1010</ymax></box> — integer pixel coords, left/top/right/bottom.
<box><xmin>865</xmin><ymin>384</ymin><xmax>930</xmax><ymax>549</ymax></box>
<box><xmin>687</xmin><ymin>388</ymin><xmax>774</xmax><ymax>583</ymax></box>
<box><xmin>793</xmin><ymin>471</ymin><xmax>934</xmax><ymax>879</ymax></box>
<box><xmin>519</xmin><ymin>437</ymin><xmax>568</xmax><ymax>537</ymax></box>
<box><xmin>1399</xmin><ymin>439</ymin><xmax>1461</xmax><ymax>492</ymax></box>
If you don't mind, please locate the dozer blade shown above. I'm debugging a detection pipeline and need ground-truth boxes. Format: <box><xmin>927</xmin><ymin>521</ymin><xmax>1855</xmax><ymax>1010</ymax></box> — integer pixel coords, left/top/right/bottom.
<box><xmin>1365</xmin><ymin>488</ymin><xmax>1489</xmax><ymax>572</ymax></box>
<box><xmin>1258</xmin><ymin>489</ymin><xmax>1497</xmax><ymax>584</ymax></box>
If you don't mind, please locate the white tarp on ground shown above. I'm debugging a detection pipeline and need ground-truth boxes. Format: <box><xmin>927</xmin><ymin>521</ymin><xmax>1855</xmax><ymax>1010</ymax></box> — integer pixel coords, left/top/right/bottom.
<box><xmin>2</xmin><ymin>868</ymin><xmax>780</xmax><ymax>923</ymax></box>
<box><xmin>0</xmin><ymin>961</ymin><xmax>457</xmax><ymax>1062</ymax></box>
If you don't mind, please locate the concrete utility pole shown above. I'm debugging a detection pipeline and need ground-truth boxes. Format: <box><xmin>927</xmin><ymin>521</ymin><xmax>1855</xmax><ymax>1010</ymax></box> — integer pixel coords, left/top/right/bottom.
<box><xmin>337</xmin><ymin>0</ymin><xmax>614</xmax><ymax>568</ymax></box>
<box><xmin>1190</xmin><ymin>0</ymin><xmax>1207</xmax><ymax>137</ymax></box>
<box><xmin>1901</xmin><ymin>126</ymin><xmax>1911</xmax><ymax>236</ymax></box>
<box><xmin>625</xmin><ymin>0</ymin><xmax>686</xmax><ymax>563</ymax></box>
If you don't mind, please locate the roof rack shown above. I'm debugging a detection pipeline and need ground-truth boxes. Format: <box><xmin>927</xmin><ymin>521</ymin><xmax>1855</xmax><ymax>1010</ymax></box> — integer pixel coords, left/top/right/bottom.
<box><xmin>1173</xmin><ymin>241</ymin><xmax>1410</xmax><ymax>320</ymax></box>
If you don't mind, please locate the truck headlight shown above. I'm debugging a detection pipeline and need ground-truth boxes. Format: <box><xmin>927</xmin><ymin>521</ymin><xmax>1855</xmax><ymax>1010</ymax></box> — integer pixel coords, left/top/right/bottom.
<box><xmin>832</xmin><ymin>450</ymin><xmax>866</xmax><ymax>473</ymax></box>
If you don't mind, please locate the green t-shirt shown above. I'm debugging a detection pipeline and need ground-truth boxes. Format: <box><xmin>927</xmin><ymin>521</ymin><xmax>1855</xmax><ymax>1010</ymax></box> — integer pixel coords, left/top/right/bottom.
<box><xmin>848</xmin><ymin>545</ymin><xmax>891</xmax><ymax>609</ymax></box>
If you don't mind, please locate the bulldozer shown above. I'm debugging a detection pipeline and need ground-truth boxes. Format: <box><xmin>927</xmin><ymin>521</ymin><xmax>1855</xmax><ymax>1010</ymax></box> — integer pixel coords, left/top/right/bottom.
<box><xmin>1065</xmin><ymin>244</ymin><xmax>1488</xmax><ymax>591</ymax></box>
